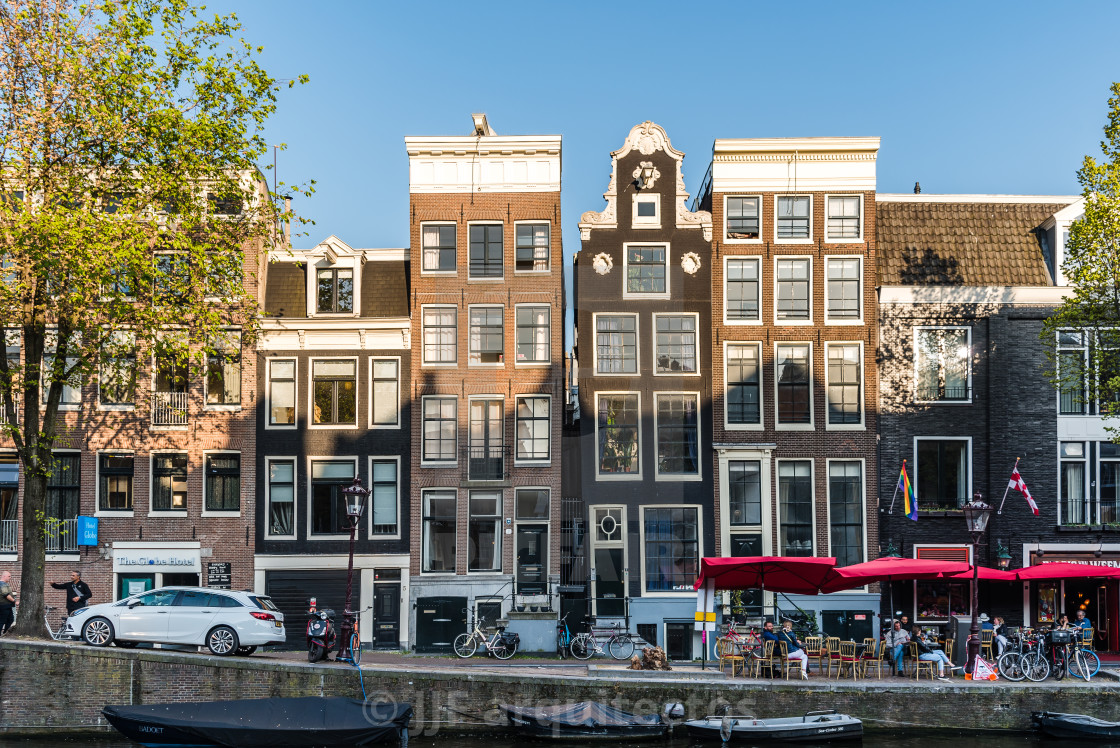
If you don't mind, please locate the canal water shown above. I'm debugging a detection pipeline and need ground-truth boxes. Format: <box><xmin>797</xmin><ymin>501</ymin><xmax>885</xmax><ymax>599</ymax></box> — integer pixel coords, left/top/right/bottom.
<box><xmin>0</xmin><ymin>732</ymin><xmax>1092</xmax><ymax>748</ymax></box>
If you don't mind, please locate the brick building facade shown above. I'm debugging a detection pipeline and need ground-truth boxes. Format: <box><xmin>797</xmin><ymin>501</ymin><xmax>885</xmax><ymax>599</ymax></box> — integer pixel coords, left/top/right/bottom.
<box><xmin>405</xmin><ymin>116</ymin><xmax>565</xmax><ymax>652</ymax></box>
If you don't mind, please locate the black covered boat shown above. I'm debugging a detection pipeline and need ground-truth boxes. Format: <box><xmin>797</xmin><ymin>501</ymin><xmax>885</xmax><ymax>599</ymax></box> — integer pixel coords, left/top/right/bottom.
<box><xmin>102</xmin><ymin>696</ymin><xmax>411</xmax><ymax>747</ymax></box>
<box><xmin>1033</xmin><ymin>711</ymin><xmax>1120</xmax><ymax>740</ymax></box>
<box><xmin>501</xmin><ymin>701</ymin><xmax>668</xmax><ymax>741</ymax></box>
<box><xmin>686</xmin><ymin>711</ymin><xmax>863</xmax><ymax>743</ymax></box>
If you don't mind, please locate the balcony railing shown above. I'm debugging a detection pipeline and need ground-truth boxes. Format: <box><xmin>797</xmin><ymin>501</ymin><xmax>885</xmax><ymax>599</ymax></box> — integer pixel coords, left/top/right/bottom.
<box><xmin>916</xmin><ymin>385</ymin><xmax>971</xmax><ymax>402</ymax></box>
<box><xmin>45</xmin><ymin>517</ymin><xmax>77</xmax><ymax>554</ymax></box>
<box><xmin>462</xmin><ymin>445</ymin><xmax>510</xmax><ymax>482</ymax></box>
<box><xmin>151</xmin><ymin>391</ymin><xmax>188</xmax><ymax>426</ymax></box>
<box><xmin>0</xmin><ymin>519</ymin><xmax>15</xmax><ymax>552</ymax></box>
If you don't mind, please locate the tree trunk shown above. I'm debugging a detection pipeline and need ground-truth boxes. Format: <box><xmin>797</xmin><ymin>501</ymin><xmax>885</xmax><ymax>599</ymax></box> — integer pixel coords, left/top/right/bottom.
<box><xmin>11</xmin><ymin>466</ymin><xmax>48</xmax><ymax>637</ymax></box>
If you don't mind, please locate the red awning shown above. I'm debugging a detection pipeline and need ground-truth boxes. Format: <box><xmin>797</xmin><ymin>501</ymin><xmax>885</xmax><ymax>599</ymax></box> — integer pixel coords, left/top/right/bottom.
<box><xmin>944</xmin><ymin>566</ymin><xmax>1019</xmax><ymax>582</ymax></box>
<box><xmin>1015</xmin><ymin>562</ymin><xmax>1120</xmax><ymax>581</ymax></box>
<box><xmin>694</xmin><ymin>556</ymin><xmax>839</xmax><ymax>594</ymax></box>
<box><xmin>820</xmin><ymin>557</ymin><xmax>972</xmax><ymax>593</ymax></box>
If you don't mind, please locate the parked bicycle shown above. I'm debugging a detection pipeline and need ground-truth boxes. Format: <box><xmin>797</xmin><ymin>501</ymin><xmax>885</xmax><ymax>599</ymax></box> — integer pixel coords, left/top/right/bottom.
<box><xmin>556</xmin><ymin>613</ymin><xmax>575</xmax><ymax>659</ymax></box>
<box><xmin>1005</xmin><ymin>628</ymin><xmax>1092</xmax><ymax>682</ymax></box>
<box><xmin>453</xmin><ymin>615</ymin><xmax>520</xmax><ymax>659</ymax></box>
<box><xmin>568</xmin><ymin>618</ymin><xmax>635</xmax><ymax>660</ymax></box>
<box><xmin>44</xmin><ymin>605</ymin><xmax>69</xmax><ymax>642</ymax></box>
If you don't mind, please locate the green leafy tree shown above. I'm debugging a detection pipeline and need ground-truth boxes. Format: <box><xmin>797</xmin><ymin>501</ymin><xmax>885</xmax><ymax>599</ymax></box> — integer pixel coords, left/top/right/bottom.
<box><xmin>0</xmin><ymin>0</ymin><xmax>309</xmax><ymax>636</ymax></box>
<box><xmin>1044</xmin><ymin>83</ymin><xmax>1120</xmax><ymax>426</ymax></box>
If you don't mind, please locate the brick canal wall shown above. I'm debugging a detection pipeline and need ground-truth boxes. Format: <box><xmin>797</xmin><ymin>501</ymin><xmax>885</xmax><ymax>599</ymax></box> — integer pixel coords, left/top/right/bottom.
<box><xmin>3</xmin><ymin>640</ymin><xmax>1120</xmax><ymax>736</ymax></box>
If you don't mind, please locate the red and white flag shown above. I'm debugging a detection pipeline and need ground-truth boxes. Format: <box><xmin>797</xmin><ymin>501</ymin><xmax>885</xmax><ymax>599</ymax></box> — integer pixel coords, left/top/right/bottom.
<box><xmin>1009</xmin><ymin>466</ymin><xmax>1039</xmax><ymax>516</ymax></box>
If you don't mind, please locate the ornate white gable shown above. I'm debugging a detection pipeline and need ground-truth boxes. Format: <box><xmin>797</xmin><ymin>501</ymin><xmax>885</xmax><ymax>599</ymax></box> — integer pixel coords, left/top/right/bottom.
<box><xmin>579</xmin><ymin>121</ymin><xmax>712</xmax><ymax>241</ymax></box>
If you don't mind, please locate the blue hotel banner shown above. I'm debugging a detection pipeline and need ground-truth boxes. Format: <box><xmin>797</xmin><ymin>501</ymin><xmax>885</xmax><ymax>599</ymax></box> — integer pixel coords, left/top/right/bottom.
<box><xmin>77</xmin><ymin>516</ymin><xmax>98</xmax><ymax>546</ymax></box>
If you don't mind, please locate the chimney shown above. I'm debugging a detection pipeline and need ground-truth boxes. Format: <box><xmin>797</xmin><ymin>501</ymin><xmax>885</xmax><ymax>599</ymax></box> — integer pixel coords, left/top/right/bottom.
<box><xmin>471</xmin><ymin>113</ymin><xmax>494</xmax><ymax>137</ymax></box>
<box><xmin>914</xmin><ymin>181</ymin><xmax>921</xmax><ymax>194</ymax></box>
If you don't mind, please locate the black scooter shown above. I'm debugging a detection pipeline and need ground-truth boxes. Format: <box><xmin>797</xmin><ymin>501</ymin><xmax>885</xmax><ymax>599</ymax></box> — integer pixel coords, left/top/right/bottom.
<box><xmin>306</xmin><ymin>605</ymin><xmax>337</xmax><ymax>663</ymax></box>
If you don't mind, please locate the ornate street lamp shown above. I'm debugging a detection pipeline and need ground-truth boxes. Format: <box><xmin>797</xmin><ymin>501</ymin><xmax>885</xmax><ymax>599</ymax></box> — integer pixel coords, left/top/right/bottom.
<box><xmin>338</xmin><ymin>477</ymin><xmax>370</xmax><ymax>660</ymax></box>
<box><xmin>994</xmin><ymin>540</ymin><xmax>1012</xmax><ymax>571</ymax></box>
<box><xmin>962</xmin><ymin>493</ymin><xmax>993</xmax><ymax>675</ymax></box>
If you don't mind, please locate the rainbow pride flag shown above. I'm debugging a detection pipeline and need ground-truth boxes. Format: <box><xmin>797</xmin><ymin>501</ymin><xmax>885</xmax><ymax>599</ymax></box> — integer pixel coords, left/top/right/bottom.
<box><xmin>898</xmin><ymin>462</ymin><xmax>917</xmax><ymax>521</ymax></box>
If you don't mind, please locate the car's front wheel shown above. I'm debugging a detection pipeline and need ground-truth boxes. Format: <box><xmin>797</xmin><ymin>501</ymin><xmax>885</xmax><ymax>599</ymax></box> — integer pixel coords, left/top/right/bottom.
<box><xmin>206</xmin><ymin>626</ymin><xmax>239</xmax><ymax>656</ymax></box>
<box><xmin>82</xmin><ymin>617</ymin><xmax>114</xmax><ymax>647</ymax></box>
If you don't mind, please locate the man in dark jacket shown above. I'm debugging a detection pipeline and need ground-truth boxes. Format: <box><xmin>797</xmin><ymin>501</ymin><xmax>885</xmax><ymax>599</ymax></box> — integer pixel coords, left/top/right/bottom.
<box><xmin>51</xmin><ymin>570</ymin><xmax>92</xmax><ymax>614</ymax></box>
<box><xmin>0</xmin><ymin>571</ymin><xmax>15</xmax><ymax>634</ymax></box>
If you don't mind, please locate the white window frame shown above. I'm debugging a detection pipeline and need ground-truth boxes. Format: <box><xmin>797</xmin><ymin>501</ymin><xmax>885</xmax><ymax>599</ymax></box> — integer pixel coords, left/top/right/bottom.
<box><xmin>824</xmin><ymin>255</ymin><xmax>863</xmax><ymax>325</ymax></box>
<box><xmin>593</xmin><ymin>312</ymin><xmax>640</xmax><ymax>377</ymax></box>
<box><xmin>467</xmin><ymin>488</ymin><xmax>504</xmax><ymax>575</ymax></box>
<box><xmin>513</xmin><ymin>303</ymin><xmax>551</xmax><ymax>367</ymax></box>
<box><xmin>773</xmin><ymin>256</ymin><xmax>813</xmax><ymax>325</ymax></box>
<box><xmin>653</xmin><ymin>392</ymin><xmax>703</xmax><ymax>482</ymax></box>
<box><xmin>309</xmin><ymin>259</ymin><xmax>359</xmax><ymax>317</ymax></box>
<box><xmin>588</xmin><ymin>504</ymin><xmax>627</xmax><ymax>616</ymax></box>
<box><xmin>718</xmin><ymin>449</ymin><xmax>774</xmax><ymax>560</ymax></box>
<box><xmin>420</xmin><ymin>395</ymin><xmax>458</xmax><ymax>467</ymax></box>
<box><xmin>97</xmin><ymin>328</ymin><xmax>136</xmax><ymax>411</ymax></box>
<box><xmin>594</xmin><ymin>391</ymin><xmax>642</xmax><ymax>481</ymax></box>
<box><xmin>265</xmin><ymin>357</ymin><xmax>297</xmax><ymax>430</ymax></box>
<box><xmin>824</xmin><ymin>341</ymin><xmax>865</xmax><ymax>431</ymax></box>
<box><xmin>622</xmin><ymin>242</ymin><xmax>670</xmax><ymax>300</ymax></box>
<box><xmin>824</xmin><ymin>194</ymin><xmax>864</xmax><ymax>243</ymax></box>
<box><xmin>307</xmin><ymin>356</ymin><xmax>360</xmax><ymax>430</ymax></box>
<box><xmin>306</xmin><ymin>454</ymin><xmax>358</xmax><ymax>540</ymax></box>
<box><xmin>513</xmin><ymin>487</ymin><xmax>551</xmax><ymax>594</ymax></box>
<box><xmin>913</xmin><ymin>326</ymin><xmax>973</xmax><ymax>405</ymax></box>
<box><xmin>774</xmin><ymin>341</ymin><xmax>815</xmax><ymax>431</ymax></box>
<box><xmin>652</xmin><ymin>312</ymin><xmax>701</xmax><ymax>377</ymax></box>
<box><xmin>723</xmin><ymin>195</ymin><xmax>763</xmax><ymax>244</ymax></box>
<box><xmin>420</xmin><ymin>221</ymin><xmax>457</xmax><ymax>275</ymax></box>
<box><xmin>467</xmin><ymin>395</ymin><xmax>505</xmax><ymax>480</ymax></box>
<box><xmin>421</xmin><ymin>487</ymin><xmax>459</xmax><ymax>574</ymax></box>
<box><xmin>1058</xmin><ymin>441</ymin><xmax>1089</xmax><ymax>526</ymax></box>
<box><xmin>421</xmin><ymin>304</ymin><xmax>458</xmax><ymax>368</ymax></box>
<box><xmin>467</xmin><ymin>304</ymin><xmax>505</xmax><ymax>368</ymax></box>
<box><xmin>466</xmin><ymin>220</ymin><xmax>505</xmax><ymax>282</ymax></box>
<box><xmin>202</xmin><ymin>327</ymin><xmax>242</xmax><ymax>412</ymax></box>
<box><xmin>775</xmin><ymin>458</ymin><xmax>816</xmax><ymax>556</ymax></box>
<box><xmin>148</xmin><ymin>449</ymin><xmax>190</xmax><ymax>518</ymax></box>
<box><xmin>514</xmin><ymin>394</ymin><xmax>551</xmax><ymax>466</ymax></box>
<box><xmin>263</xmin><ymin>455</ymin><xmax>297</xmax><ymax>539</ymax></box>
<box><xmin>723</xmin><ymin>340</ymin><xmax>764</xmax><ymax>431</ymax></box>
<box><xmin>913</xmin><ymin>436</ymin><xmax>973</xmax><ymax>512</ymax></box>
<box><xmin>42</xmin><ymin>329</ymin><xmax>82</xmax><ymax>411</ymax></box>
<box><xmin>639</xmin><ymin>504</ymin><xmax>703</xmax><ymax>597</ymax></box>
<box><xmin>825</xmin><ymin>458</ymin><xmax>867</xmax><ymax>567</ymax></box>
<box><xmin>774</xmin><ymin>194</ymin><xmax>813</xmax><ymax>244</ymax></box>
<box><xmin>631</xmin><ymin>193</ymin><xmax>661</xmax><ymax>229</ymax></box>
<box><xmin>367</xmin><ymin>455</ymin><xmax>402</xmax><ymax>541</ymax></box>
<box><xmin>150</xmin><ymin>329</ymin><xmax>188</xmax><ymax>431</ymax></box>
<box><xmin>201</xmin><ymin>449</ymin><xmax>241</xmax><ymax>518</ymax></box>
<box><xmin>94</xmin><ymin>448</ymin><xmax>134</xmax><ymax>518</ymax></box>
<box><xmin>368</xmin><ymin>356</ymin><xmax>401</xmax><ymax>429</ymax></box>
<box><xmin>513</xmin><ymin>220</ymin><xmax>551</xmax><ymax>274</ymax></box>
<box><xmin>723</xmin><ymin>255</ymin><xmax>762</xmax><ymax>326</ymax></box>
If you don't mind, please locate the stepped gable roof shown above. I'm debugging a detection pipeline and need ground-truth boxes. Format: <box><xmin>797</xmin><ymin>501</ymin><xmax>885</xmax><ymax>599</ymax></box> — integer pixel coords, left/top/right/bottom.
<box><xmin>876</xmin><ymin>196</ymin><xmax>1076</xmax><ymax>286</ymax></box>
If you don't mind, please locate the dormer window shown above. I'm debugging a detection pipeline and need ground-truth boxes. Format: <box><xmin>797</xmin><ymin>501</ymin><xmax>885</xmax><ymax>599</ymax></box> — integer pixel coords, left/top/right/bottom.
<box><xmin>633</xmin><ymin>194</ymin><xmax>660</xmax><ymax>229</ymax></box>
<box><xmin>316</xmin><ymin>268</ymin><xmax>353</xmax><ymax>313</ymax></box>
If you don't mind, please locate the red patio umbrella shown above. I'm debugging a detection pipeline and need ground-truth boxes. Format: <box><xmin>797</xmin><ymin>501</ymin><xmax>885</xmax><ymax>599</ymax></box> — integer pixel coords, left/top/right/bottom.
<box><xmin>820</xmin><ymin>557</ymin><xmax>972</xmax><ymax>594</ymax></box>
<box><xmin>1015</xmin><ymin>562</ymin><xmax>1120</xmax><ymax>581</ymax></box>
<box><xmin>694</xmin><ymin>556</ymin><xmax>839</xmax><ymax>594</ymax></box>
<box><xmin>944</xmin><ymin>566</ymin><xmax>1019</xmax><ymax>582</ymax></box>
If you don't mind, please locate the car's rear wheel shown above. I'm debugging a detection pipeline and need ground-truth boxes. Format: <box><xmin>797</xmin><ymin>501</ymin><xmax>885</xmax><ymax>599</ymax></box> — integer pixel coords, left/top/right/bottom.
<box><xmin>206</xmin><ymin>626</ymin><xmax>239</xmax><ymax>656</ymax></box>
<box><xmin>82</xmin><ymin>617</ymin><xmax>114</xmax><ymax>647</ymax></box>
<box><xmin>235</xmin><ymin>646</ymin><xmax>257</xmax><ymax>656</ymax></box>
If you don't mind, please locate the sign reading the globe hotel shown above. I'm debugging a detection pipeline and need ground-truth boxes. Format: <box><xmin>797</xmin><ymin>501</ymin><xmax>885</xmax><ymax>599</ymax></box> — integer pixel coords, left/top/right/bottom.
<box><xmin>112</xmin><ymin>544</ymin><xmax>201</xmax><ymax>573</ymax></box>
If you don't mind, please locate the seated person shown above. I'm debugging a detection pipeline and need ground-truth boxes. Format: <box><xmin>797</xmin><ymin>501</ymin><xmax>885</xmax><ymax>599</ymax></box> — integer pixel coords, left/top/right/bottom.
<box><xmin>778</xmin><ymin>619</ymin><xmax>810</xmax><ymax>679</ymax></box>
<box><xmin>992</xmin><ymin>616</ymin><xmax>1010</xmax><ymax>656</ymax></box>
<box><xmin>1054</xmin><ymin>614</ymin><xmax>1071</xmax><ymax>630</ymax></box>
<box><xmin>979</xmin><ymin>613</ymin><xmax>994</xmax><ymax>631</ymax></box>
<box><xmin>1074</xmin><ymin>610</ymin><xmax>1093</xmax><ymax>631</ymax></box>
<box><xmin>884</xmin><ymin>619</ymin><xmax>910</xmax><ymax>676</ymax></box>
<box><xmin>912</xmin><ymin>626</ymin><xmax>960</xmax><ymax>680</ymax></box>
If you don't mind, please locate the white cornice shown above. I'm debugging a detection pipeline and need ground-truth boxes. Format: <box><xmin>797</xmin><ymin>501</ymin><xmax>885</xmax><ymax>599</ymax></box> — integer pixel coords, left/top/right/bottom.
<box><xmin>405</xmin><ymin>134</ymin><xmax>561</xmax><ymax>156</ymax></box>
<box><xmin>711</xmin><ymin>137</ymin><xmax>879</xmax><ymax>193</ymax></box>
<box><xmin>878</xmin><ymin>286</ymin><xmax>1068</xmax><ymax>305</ymax></box>
<box><xmin>260</xmin><ymin>318</ymin><xmax>410</xmax><ymax>351</ymax></box>
<box><xmin>713</xmin><ymin>137</ymin><xmax>881</xmax><ymax>154</ymax></box>
<box><xmin>270</xmin><ymin>246</ymin><xmax>408</xmax><ymax>263</ymax></box>
<box><xmin>877</xmin><ymin>194</ymin><xmax>1080</xmax><ymax>204</ymax></box>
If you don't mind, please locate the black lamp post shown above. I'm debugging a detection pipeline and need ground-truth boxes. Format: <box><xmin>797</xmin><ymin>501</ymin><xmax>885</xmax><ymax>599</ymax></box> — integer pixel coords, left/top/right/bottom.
<box><xmin>962</xmin><ymin>493</ymin><xmax>993</xmax><ymax>675</ymax></box>
<box><xmin>338</xmin><ymin>477</ymin><xmax>369</xmax><ymax>660</ymax></box>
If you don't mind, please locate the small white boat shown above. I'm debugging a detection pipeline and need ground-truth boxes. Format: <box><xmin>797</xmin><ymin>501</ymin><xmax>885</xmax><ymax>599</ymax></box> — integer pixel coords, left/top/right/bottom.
<box><xmin>685</xmin><ymin>710</ymin><xmax>863</xmax><ymax>743</ymax></box>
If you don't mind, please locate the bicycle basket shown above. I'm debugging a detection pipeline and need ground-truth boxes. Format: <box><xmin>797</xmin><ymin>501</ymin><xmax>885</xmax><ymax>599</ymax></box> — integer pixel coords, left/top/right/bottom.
<box><xmin>1050</xmin><ymin>629</ymin><xmax>1076</xmax><ymax>644</ymax></box>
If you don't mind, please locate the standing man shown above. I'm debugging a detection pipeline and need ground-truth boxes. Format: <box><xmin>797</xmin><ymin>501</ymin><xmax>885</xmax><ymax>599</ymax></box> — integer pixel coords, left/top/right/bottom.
<box><xmin>51</xmin><ymin>570</ymin><xmax>91</xmax><ymax>615</ymax></box>
<box><xmin>0</xmin><ymin>571</ymin><xmax>14</xmax><ymax>635</ymax></box>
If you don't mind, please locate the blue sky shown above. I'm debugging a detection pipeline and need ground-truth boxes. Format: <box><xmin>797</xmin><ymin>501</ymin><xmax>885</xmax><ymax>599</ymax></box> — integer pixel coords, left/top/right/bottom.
<box><xmin>217</xmin><ymin>0</ymin><xmax>1119</xmax><ymax>256</ymax></box>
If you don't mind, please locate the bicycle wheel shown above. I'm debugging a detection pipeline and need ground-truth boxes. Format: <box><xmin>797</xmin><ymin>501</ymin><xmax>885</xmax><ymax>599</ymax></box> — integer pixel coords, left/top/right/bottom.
<box><xmin>570</xmin><ymin>633</ymin><xmax>594</xmax><ymax>660</ymax></box>
<box><xmin>493</xmin><ymin>638</ymin><xmax>517</xmax><ymax>660</ymax></box>
<box><xmin>1085</xmin><ymin>649</ymin><xmax>1101</xmax><ymax>677</ymax></box>
<box><xmin>1054</xmin><ymin>648</ymin><xmax>1067</xmax><ymax>681</ymax></box>
<box><xmin>349</xmin><ymin>633</ymin><xmax>362</xmax><ymax>666</ymax></box>
<box><xmin>1023</xmin><ymin>652</ymin><xmax>1050</xmax><ymax>682</ymax></box>
<box><xmin>1069</xmin><ymin>649</ymin><xmax>1091</xmax><ymax>681</ymax></box>
<box><xmin>453</xmin><ymin>633</ymin><xmax>478</xmax><ymax>658</ymax></box>
<box><xmin>997</xmin><ymin>652</ymin><xmax>1026</xmax><ymax>682</ymax></box>
<box><xmin>609</xmin><ymin>634</ymin><xmax>635</xmax><ymax>660</ymax></box>
<box><xmin>557</xmin><ymin>632</ymin><xmax>568</xmax><ymax>659</ymax></box>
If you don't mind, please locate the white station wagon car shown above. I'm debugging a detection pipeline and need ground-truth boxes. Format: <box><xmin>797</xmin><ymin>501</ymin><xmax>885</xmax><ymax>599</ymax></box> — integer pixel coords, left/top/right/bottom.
<box><xmin>64</xmin><ymin>586</ymin><xmax>286</xmax><ymax>655</ymax></box>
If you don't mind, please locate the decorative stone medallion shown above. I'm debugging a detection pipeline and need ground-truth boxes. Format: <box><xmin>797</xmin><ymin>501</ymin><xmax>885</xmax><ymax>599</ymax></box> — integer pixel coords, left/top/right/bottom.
<box><xmin>681</xmin><ymin>252</ymin><xmax>702</xmax><ymax>275</ymax></box>
<box><xmin>592</xmin><ymin>252</ymin><xmax>614</xmax><ymax>275</ymax></box>
<box><xmin>632</xmin><ymin>161</ymin><xmax>661</xmax><ymax>189</ymax></box>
